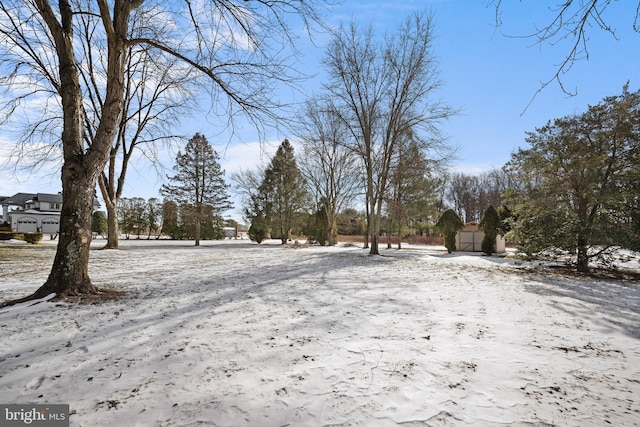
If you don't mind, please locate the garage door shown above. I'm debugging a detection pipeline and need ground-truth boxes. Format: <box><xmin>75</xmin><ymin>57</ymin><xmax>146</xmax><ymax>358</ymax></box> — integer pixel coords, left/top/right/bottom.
<box><xmin>42</xmin><ymin>218</ymin><xmax>60</xmax><ymax>233</ymax></box>
<box><xmin>17</xmin><ymin>217</ymin><xmax>38</xmax><ymax>233</ymax></box>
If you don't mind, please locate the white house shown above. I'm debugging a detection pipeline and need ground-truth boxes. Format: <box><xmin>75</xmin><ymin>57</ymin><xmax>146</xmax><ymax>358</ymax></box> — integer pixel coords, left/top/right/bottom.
<box><xmin>2</xmin><ymin>193</ymin><xmax>63</xmax><ymax>233</ymax></box>
<box><xmin>1</xmin><ymin>192</ymin><xmax>100</xmax><ymax>234</ymax></box>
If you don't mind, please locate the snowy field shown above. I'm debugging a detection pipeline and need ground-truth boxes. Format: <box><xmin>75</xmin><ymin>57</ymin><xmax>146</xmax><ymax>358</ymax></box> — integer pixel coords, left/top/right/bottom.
<box><xmin>1</xmin><ymin>238</ymin><xmax>639</xmax><ymax>427</ymax></box>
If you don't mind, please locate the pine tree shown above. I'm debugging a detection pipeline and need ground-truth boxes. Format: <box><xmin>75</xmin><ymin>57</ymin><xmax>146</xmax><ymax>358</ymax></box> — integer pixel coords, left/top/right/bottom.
<box><xmin>386</xmin><ymin>139</ymin><xmax>440</xmax><ymax>249</ymax></box>
<box><xmin>307</xmin><ymin>199</ymin><xmax>332</xmax><ymax>246</ymax></box>
<box><xmin>91</xmin><ymin>211</ymin><xmax>108</xmax><ymax>238</ymax></box>
<box><xmin>479</xmin><ymin>205</ymin><xmax>500</xmax><ymax>255</ymax></box>
<box><xmin>258</xmin><ymin>139</ymin><xmax>310</xmax><ymax>243</ymax></box>
<box><xmin>160</xmin><ymin>133</ymin><xmax>232</xmax><ymax>246</ymax></box>
<box><xmin>505</xmin><ymin>86</ymin><xmax>640</xmax><ymax>272</ymax></box>
<box><xmin>161</xmin><ymin>200</ymin><xmax>179</xmax><ymax>239</ymax></box>
<box><xmin>435</xmin><ymin>209</ymin><xmax>465</xmax><ymax>254</ymax></box>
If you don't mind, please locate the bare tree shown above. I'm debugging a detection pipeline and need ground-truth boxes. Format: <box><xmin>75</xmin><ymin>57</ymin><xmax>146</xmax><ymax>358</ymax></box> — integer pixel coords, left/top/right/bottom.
<box><xmin>88</xmin><ymin>7</ymin><xmax>196</xmax><ymax>249</ymax></box>
<box><xmin>0</xmin><ymin>0</ymin><xmax>329</xmax><ymax>303</ymax></box>
<box><xmin>446</xmin><ymin>172</ymin><xmax>481</xmax><ymax>223</ymax></box>
<box><xmin>445</xmin><ymin>168</ymin><xmax>512</xmax><ymax>223</ymax></box>
<box><xmin>324</xmin><ymin>11</ymin><xmax>453</xmax><ymax>254</ymax></box>
<box><xmin>230</xmin><ymin>167</ymin><xmax>266</xmax><ymax>224</ymax></box>
<box><xmin>489</xmin><ymin>0</ymin><xmax>640</xmax><ymax>107</ymax></box>
<box><xmin>296</xmin><ymin>97</ymin><xmax>361</xmax><ymax>245</ymax></box>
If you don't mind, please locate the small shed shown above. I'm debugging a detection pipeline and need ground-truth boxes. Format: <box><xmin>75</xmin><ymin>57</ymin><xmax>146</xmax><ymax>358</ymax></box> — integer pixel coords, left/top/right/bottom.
<box><xmin>456</xmin><ymin>222</ymin><xmax>505</xmax><ymax>253</ymax></box>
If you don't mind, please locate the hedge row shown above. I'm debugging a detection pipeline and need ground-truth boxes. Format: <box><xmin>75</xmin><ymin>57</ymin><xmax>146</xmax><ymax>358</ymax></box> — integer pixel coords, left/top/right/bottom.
<box><xmin>0</xmin><ymin>231</ymin><xmax>43</xmax><ymax>244</ymax></box>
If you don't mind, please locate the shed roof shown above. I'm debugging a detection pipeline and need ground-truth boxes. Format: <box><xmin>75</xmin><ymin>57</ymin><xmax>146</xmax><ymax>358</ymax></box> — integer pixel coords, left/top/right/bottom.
<box><xmin>463</xmin><ymin>222</ymin><xmax>479</xmax><ymax>231</ymax></box>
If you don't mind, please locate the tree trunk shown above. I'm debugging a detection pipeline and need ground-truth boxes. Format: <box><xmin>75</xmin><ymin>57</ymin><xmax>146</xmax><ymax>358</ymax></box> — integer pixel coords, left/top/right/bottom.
<box><xmin>19</xmin><ymin>0</ymin><xmax>132</xmax><ymax>303</ymax></box>
<box><xmin>576</xmin><ymin>200</ymin><xmax>590</xmax><ymax>273</ymax></box>
<box><xmin>326</xmin><ymin>217</ymin><xmax>336</xmax><ymax>246</ymax></box>
<box><xmin>104</xmin><ymin>200</ymin><xmax>120</xmax><ymax>249</ymax></box>
<box><xmin>98</xmin><ymin>143</ymin><xmax>121</xmax><ymax>249</ymax></box>
<box><xmin>370</xmin><ymin>232</ymin><xmax>379</xmax><ymax>255</ymax></box>
<box><xmin>195</xmin><ymin>210</ymin><xmax>201</xmax><ymax>246</ymax></box>
<box><xmin>576</xmin><ymin>241</ymin><xmax>589</xmax><ymax>273</ymax></box>
<box><xmin>20</xmin><ymin>1</ymin><xmax>102</xmax><ymax>301</ymax></box>
<box><xmin>369</xmin><ymin>193</ymin><xmax>381</xmax><ymax>255</ymax></box>
<box><xmin>369</xmin><ymin>202</ymin><xmax>380</xmax><ymax>255</ymax></box>
<box><xmin>363</xmin><ymin>190</ymin><xmax>370</xmax><ymax>249</ymax></box>
<box><xmin>30</xmin><ymin>160</ymin><xmax>99</xmax><ymax>299</ymax></box>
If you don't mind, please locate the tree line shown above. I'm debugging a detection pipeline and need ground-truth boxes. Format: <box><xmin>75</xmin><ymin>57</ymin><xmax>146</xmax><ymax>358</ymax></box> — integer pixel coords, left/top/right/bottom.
<box><xmin>106</xmin><ymin>82</ymin><xmax>640</xmax><ymax>278</ymax></box>
<box><xmin>434</xmin><ymin>85</ymin><xmax>640</xmax><ymax>272</ymax></box>
<box><xmin>231</xmin><ymin>84</ymin><xmax>640</xmax><ymax>274</ymax></box>
<box><xmin>93</xmin><ymin>197</ymin><xmax>231</xmax><ymax>242</ymax></box>
<box><xmin>1</xmin><ymin>0</ymin><xmax>636</xmax><ymax>303</ymax></box>
<box><xmin>1</xmin><ymin>0</ymin><xmax>332</xmax><ymax>302</ymax></box>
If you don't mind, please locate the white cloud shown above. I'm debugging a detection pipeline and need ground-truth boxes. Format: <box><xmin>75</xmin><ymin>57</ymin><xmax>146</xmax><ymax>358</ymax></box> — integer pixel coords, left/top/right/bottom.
<box><xmin>217</xmin><ymin>140</ymin><xmax>279</xmax><ymax>176</ymax></box>
<box><xmin>450</xmin><ymin>162</ymin><xmax>502</xmax><ymax>176</ymax></box>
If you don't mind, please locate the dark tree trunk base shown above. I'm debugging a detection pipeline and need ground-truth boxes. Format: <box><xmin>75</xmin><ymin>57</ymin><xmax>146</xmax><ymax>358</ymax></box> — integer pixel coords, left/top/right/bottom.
<box><xmin>0</xmin><ymin>285</ymin><xmax>123</xmax><ymax>308</ymax></box>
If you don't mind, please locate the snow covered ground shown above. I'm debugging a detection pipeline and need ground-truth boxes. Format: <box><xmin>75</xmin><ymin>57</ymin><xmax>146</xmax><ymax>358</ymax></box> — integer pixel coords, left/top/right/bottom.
<box><xmin>1</xmin><ymin>238</ymin><xmax>639</xmax><ymax>426</ymax></box>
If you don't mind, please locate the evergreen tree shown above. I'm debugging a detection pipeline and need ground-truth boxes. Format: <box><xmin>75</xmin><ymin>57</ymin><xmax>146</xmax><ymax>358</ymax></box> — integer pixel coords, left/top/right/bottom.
<box><xmin>248</xmin><ymin>214</ymin><xmax>269</xmax><ymax>243</ymax></box>
<box><xmin>91</xmin><ymin>211</ymin><xmax>108</xmax><ymax>238</ymax></box>
<box><xmin>306</xmin><ymin>199</ymin><xmax>333</xmax><ymax>246</ymax></box>
<box><xmin>146</xmin><ymin>198</ymin><xmax>163</xmax><ymax>239</ymax></box>
<box><xmin>479</xmin><ymin>205</ymin><xmax>500</xmax><ymax>255</ymax></box>
<box><xmin>505</xmin><ymin>86</ymin><xmax>640</xmax><ymax>272</ymax></box>
<box><xmin>336</xmin><ymin>208</ymin><xmax>367</xmax><ymax>236</ymax></box>
<box><xmin>161</xmin><ymin>200</ymin><xmax>179</xmax><ymax>239</ymax></box>
<box><xmin>258</xmin><ymin>139</ymin><xmax>310</xmax><ymax>243</ymax></box>
<box><xmin>435</xmin><ymin>209</ymin><xmax>465</xmax><ymax>254</ymax></box>
<box><xmin>160</xmin><ymin>133</ymin><xmax>232</xmax><ymax>246</ymax></box>
<box><xmin>386</xmin><ymin>139</ymin><xmax>440</xmax><ymax>249</ymax></box>
<box><xmin>118</xmin><ymin>198</ymin><xmax>136</xmax><ymax>239</ymax></box>
<box><xmin>177</xmin><ymin>204</ymin><xmax>196</xmax><ymax>240</ymax></box>
<box><xmin>246</xmin><ymin>191</ymin><xmax>271</xmax><ymax>244</ymax></box>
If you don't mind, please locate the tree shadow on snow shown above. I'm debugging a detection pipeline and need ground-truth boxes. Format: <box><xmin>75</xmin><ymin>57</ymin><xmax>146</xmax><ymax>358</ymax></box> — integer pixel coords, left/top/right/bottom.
<box><xmin>521</xmin><ymin>270</ymin><xmax>640</xmax><ymax>340</ymax></box>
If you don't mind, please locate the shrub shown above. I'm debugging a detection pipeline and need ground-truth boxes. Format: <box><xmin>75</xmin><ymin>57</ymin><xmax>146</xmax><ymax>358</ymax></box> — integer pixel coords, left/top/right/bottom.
<box><xmin>479</xmin><ymin>206</ymin><xmax>500</xmax><ymax>255</ymax></box>
<box><xmin>435</xmin><ymin>209</ymin><xmax>465</xmax><ymax>254</ymax></box>
<box><xmin>248</xmin><ymin>223</ymin><xmax>268</xmax><ymax>244</ymax></box>
<box><xmin>0</xmin><ymin>222</ymin><xmax>10</xmax><ymax>240</ymax></box>
<box><xmin>24</xmin><ymin>232</ymin><xmax>43</xmax><ymax>244</ymax></box>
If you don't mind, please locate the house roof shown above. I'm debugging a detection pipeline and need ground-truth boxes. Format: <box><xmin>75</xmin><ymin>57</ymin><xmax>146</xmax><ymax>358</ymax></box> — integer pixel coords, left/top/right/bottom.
<box><xmin>2</xmin><ymin>191</ymin><xmax>100</xmax><ymax>208</ymax></box>
<box><xmin>35</xmin><ymin>193</ymin><xmax>63</xmax><ymax>203</ymax></box>
<box><xmin>1</xmin><ymin>193</ymin><xmax>36</xmax><ymax>206</ymax></box>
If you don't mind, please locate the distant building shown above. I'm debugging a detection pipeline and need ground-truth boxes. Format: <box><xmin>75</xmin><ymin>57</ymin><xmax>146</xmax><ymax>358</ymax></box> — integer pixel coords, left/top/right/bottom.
<box><xmin>1</xmin><ymin>192</ymin><xmax>100</xmax><ymax>234</ymax></box>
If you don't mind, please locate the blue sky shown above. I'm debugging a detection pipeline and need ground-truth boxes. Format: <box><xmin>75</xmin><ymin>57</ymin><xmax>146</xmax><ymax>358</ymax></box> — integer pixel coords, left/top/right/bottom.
<box><xmin>1</xmin><ymin>0</ymin><xmax>638</xmax><ymax>219</ymax></box>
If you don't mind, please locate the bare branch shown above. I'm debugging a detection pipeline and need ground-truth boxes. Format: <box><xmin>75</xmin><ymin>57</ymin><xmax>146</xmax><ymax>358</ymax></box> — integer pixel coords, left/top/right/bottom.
<box><xmin>488</xmin><ymin>0</ymin><xmax>640</xmax><ymax>112</ymax></box>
